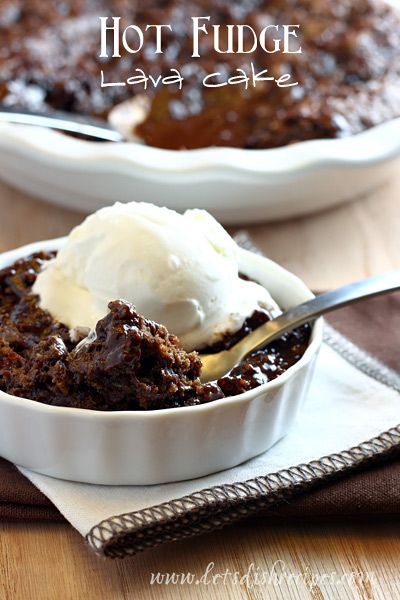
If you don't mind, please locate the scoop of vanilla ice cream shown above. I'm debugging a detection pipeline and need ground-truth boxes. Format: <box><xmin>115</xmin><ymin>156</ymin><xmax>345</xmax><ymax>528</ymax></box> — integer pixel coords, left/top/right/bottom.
<box><xmin>33</xmin><ymin>202</ymin><xmax>279</xmax><ymax>351</ymax></box>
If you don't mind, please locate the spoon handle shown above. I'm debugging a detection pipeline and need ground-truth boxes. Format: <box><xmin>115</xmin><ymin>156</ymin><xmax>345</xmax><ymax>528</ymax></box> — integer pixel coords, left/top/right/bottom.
<box><xmin>0</xmin><ymin>107</ymin><xmax>124</xmax><ymax>142</ymax></box>
<box><xmin>245</xmin><ymin>270</ymin><xmax>400</xmax><ymax>354</ymax></box>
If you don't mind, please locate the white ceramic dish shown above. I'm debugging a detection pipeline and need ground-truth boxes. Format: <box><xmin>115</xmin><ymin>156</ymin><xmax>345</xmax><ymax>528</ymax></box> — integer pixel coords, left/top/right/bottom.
<box><xmin>0</xmin><ymin>119</ymin><xmax>399</xmax><ymax>224</ymax></box>
<box><xmin>0</xmin><ymin>238</ymin><xmax>322</xmax><ymax>485</ymax></box>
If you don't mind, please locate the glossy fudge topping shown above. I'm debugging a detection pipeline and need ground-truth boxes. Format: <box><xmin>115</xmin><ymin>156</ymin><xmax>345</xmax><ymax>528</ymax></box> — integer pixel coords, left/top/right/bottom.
<box><xmin>0</xmin><ymin>0</ymin><xmax>399</xmax><ymax>149</ymax></box>
<box><xmin>0</xmin><ymin>252</ymin><xmax>310</xmax><ymax>410</ymax></box>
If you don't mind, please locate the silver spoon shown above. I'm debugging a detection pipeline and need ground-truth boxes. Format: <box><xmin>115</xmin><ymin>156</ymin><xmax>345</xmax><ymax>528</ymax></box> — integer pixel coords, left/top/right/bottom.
<box><xmin>200</xmin><ymin>271</ymin><xmax>400</xmax><ymax>382</ymax></box>
<box><xmin>0</xmin><ymin>107</ymin><xmax>124</xmax><ymax>142</ymax></box>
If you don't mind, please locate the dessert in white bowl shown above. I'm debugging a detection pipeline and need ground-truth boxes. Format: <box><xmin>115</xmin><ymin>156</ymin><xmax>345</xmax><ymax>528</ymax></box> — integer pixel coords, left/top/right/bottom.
<box><xmin>0</xmin><ymin>204</ymin><xmax>323</xmax><ymax>483</ymax></box>
<box><xmin>1</xmin><ymin>0</ymin><xmax>399</xmax><ymax>222</ymax></box>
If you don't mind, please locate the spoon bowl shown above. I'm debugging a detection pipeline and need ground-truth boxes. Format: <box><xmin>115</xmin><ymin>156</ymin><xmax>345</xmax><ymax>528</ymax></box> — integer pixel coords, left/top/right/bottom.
<box><xmin>200</xmin><ymin>271</ymin><xmax>400</xmax><ymax>382</ymax></box>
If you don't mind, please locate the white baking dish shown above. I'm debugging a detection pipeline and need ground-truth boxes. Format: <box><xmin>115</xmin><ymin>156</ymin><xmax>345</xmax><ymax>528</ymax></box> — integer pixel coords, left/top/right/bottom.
<box><xmin>0</xmin><ymin>118</ymin><xmax>399</xmax><ymax>224</ymax></box>
<box><xmin>0</xmin><ymin>238</ymin><xmax>323</xmax><ymax>485</ymax></box>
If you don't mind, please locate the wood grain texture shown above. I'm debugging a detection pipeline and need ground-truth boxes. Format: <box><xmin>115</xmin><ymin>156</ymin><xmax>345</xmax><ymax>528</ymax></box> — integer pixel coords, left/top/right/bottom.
<box><xmin>0</xmin><ymin>175</ymin><xmax>399</xmax><ymax>599</ymax></box>
<box><xmin>0</xmin><ymin>520</ymin><xmax>399</xmax><ymax>600</ymax></box>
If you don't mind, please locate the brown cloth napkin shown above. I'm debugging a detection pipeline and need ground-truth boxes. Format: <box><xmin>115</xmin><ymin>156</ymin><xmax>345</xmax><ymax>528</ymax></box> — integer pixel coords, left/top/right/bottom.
<box><xmin>0</xmin><ymin>293</ymin><xmax>399</xmax><ymax>525</ymax></box>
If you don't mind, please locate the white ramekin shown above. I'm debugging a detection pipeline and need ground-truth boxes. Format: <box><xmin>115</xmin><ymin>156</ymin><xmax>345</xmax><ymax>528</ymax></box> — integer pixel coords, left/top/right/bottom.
<box><xmin>0</xmin><ymin>238</ymin><xmax>323</xmax><ymax>485</ymax></box>
<box><xmin>0</xmin><ymin>119</ymin><xmax>399</xmax><ymax>223</ymax></box>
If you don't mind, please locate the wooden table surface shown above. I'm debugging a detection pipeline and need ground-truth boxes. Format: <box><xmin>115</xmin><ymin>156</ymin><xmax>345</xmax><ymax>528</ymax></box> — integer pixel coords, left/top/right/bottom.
<box><xmin>0</xmin><ymin>175</ymin><xmax>399</xmax><ymax>600</ymax></box>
